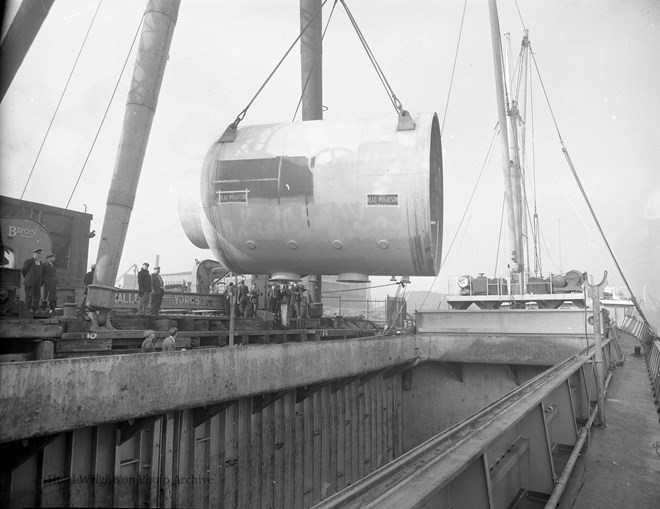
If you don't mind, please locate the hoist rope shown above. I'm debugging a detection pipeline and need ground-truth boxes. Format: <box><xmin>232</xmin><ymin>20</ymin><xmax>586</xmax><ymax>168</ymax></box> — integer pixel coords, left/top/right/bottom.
<box><xmin>418</xmin><ymin>125</ymin><xmax>499</xmax><ymax>309</ymax></box>
<box><xmin>322</xmin><ymin>282</ymin><xmax>397</xmax><ymax>294</ymax></box>
<box><xmin>20</xmin><ymin>0</ymin><xmax>104</xmax><ymax>201</ymax></box>
<box><xmin>339</xmin><ymin>0</ymin><xmax>406</xmax><ymax>116</ymax></box>
<box><xmin>514</xmin><ymin>0</ymin><xmax>527</xmax><ymax>32</ymax></box>
<box><xmin>494</xmin><ymin>192</ymin><xmax>506</xmax><ymax>276</ymax></box>
<box><xmin>440</xmin><ymin>0</ymin><xmax>469</xmax><ymax>135</ymax></box>
<box><xmin>66</xmin><ymin>9</ymin><xmax>143</xmax><ymax>209</ymax></box>
<box><xmin>530</xmin><ymin>47</ymin><xmax>651</xmax><ymax>328</ymax></box>
<box><xmin>538</xmin><ymin>223</ymin><xmax>560</xmax><ymax>272</ymax></box>
<box><xmin>227</xmin><ymin>0</ymin><xmax>329</xmax><ymax>131</ymax></box>
<box><xmin>292</xmin><ymin>0</ymin><xmax>339</xmax><ymax>122</ymax></box>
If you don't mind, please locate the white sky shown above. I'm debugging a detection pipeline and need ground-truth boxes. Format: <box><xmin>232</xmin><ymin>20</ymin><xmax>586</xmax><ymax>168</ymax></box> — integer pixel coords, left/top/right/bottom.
<box><xmin>1</xmin><ymin>0</ymin><xmax>659</xmax><ymax>317</ymax></box>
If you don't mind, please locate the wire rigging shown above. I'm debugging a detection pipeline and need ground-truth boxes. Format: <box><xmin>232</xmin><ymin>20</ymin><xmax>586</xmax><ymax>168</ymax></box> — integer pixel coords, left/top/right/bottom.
<box><xmin>418</xmin><ymin>125</ymin><xmax>499</xmax><ymax>309</ymax></box>
<box><xmin>65</xmin><ymin>11</ymin><xmax>144</xmax><ymax>209</ymax></box>
<box><xmin>440</xmin><ymin>0</ymin><xmax>469</xmax><ymax>135</ymax></box>
<box><xmin>494</xmin><ymin>192</ymin><xmax>506</xmax><ymax>276</ymax></box>
<box><xmin>339</xmin><ymin>0</ymin><xmax>408</xmax><ymax>117</ymax></box>
<box><xmin>529</xmin><ymin>48</ymin><xmax>652</xmax><ymax>328</ymax></box>
<box><xmin>224</xmin><ymin>0</ymin><xmax>329</xmax><ymax>133</ymax></box>
<box><xmin>20</xmin><ymin>0</ymin><xmax>104</xmax><ymax>201</ymax></box>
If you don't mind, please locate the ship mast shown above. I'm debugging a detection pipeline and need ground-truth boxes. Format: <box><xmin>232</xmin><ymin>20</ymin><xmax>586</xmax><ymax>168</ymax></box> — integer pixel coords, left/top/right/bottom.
<box><xmin>488</xmin><ymin>0</ymin><xmax>525</xmax><ymax>294</ymax></box>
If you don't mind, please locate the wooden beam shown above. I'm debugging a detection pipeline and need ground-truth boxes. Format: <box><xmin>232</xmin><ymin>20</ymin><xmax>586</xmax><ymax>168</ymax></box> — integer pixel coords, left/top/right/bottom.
<box><xmin>296</xmin><ymin>382</ymin><xmax>328</xmax><ymax>403</ymax></box>
<box><xmin>0</xmin><ymin>435</ymin><xmax>57</xmax><ymax>471</ymax></box>
<box><xmin>253</xmin><ymin>391</ymin><xmax>287</xmax><ymax>414</ymax></box>
<box><xmin>193</xmin><ymin>402</ymin><xmax>233</xmax><ymax>428</ymax></box>
<box><xmin>116</xmin><ymin>415</ymin><xmax>162</xmax><ymax>445</ymax></box>
<box><xmin>0</xmin><ymin>322</ymin><xmax>62</xmax><ymax>339</ymax></box>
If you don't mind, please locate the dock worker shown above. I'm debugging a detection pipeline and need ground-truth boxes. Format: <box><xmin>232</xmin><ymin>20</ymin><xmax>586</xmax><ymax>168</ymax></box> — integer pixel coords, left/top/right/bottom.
<box><xmin>42</xmin><ymin>253</ymin><xmax>58</xmax><ymax>312</ymax></box>
<box><xmin>272</xmin><ymin>284</ymin><xmax>282</xmax><ymax>317</ymax></box>
<box><xmin>137</xmin><ymin>262</ymin><xmax>152</xmax><ymax>315</ymax></box>
<box><xmin>141</xmin><ymin>330</ymin><xmax>156</xmax><ymax>353</ymax></box>
<box><xmin>77</xmin><ymin>264</ymin><xmax>96</xmax><ymax>317</ymax></box>
<box><xmin>21</xmin><ymin>248</ymin><xmax>44</xmax><ymax>314</ymax></box>
<box><xmin>238</xmin><ymin>278</ymin><xmax>249</xmax><ymax>317</ymax></box>
<box><xmin>150</xmin><ymin>266</ymin><xmax>165</xmax><ymax>315</ymax></box>
<box><xmin>162</xmin><ymin>327</ymin><xmax>178</xmax><ymax>351</ymax></box>
<box><xmin>249</xmin><ymin>282</ymin><xmax>259</xmax><ymax>316</ymax></box>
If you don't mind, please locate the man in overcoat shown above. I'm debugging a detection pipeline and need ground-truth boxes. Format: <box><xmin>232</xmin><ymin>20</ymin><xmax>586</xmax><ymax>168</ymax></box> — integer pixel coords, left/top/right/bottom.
<box><xmin>137</xmin><ymin>262</ymin><xmax>152</xmax><ymax>315</ymax></box>
<box><xmin>150</xmin><ymin>266</ymin><xmax>165</xmax><ymax>315</ymax></box>
<box><xmin>21</xmin><ymin>248</ymin><xmax>44</xmax><ymax>313</ymax></box>
<box><xmin>42</xmin><ymin>253</ymin><xmax>58</xmax><ymax>311</ymax></box>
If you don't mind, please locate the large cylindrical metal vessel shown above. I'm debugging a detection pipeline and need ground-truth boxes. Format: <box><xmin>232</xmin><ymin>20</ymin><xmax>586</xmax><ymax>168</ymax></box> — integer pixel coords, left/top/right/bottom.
<box><xmin>184</xmin><ymin>113</ymin><xmax>443</xmax><ymax>282</ymax></box>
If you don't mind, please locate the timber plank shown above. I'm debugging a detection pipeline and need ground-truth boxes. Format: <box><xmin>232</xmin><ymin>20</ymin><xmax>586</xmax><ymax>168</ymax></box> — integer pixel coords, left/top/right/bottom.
<box><xmin>57</xmin><ymin>339</ymin><xmax>112</xmax><ymax>352</ymax></box>
<box><xmin>0</xmin><ymin>322</ymin><xmax>62</xmax><ymax>339</ymax></box>
<box><xmin>274</xmin><ymin>396</ymin><xmax>285</xmax><ymax>509</ymax></box>
<box><xmin>283</xmin><ymin>391</ymin><xmax>296</xmax><ymax>509</ymax></box>
<box><xmin>335</xmin><ymin>385</ymin><xmax>346</xmax><ymax>491</ymax></box>
<box><xmin>294</xmin><ymin>398</ymin><xmax>304</xmax><ymax>509</ymax></box>
<box><xmin>223</xmin><ymin>403</ymin><xmax>238</xmax><ymax>508</ymax></box>
<box><xmin>237</xmin><ymin>398</ymin><xmax>251</xmax><ymax>507</ymax></box>
<box><xmin>262</xmin><ymin>402</ymin><xmax>275</xmax><ymax>509</ymax></box>
<box><xmin>250</xmin><ymin>405</ymin><xmax>263</xmax><ymax>507</ymax></box>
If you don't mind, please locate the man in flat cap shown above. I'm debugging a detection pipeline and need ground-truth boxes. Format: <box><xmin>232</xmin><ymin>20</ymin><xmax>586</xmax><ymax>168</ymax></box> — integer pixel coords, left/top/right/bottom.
<box><xmin>150</xmin><ymin>266</ymin><xmax>165</xmax><ymax>315</ymax></box>
<box><xmin>137</xmin><ymin>262</ymin><xmax>152</xmax><ymax>315</ymax></box>
<box><xmin>42</xmin><ymin>253</ymin><xmax>58</xmax><ymax>312</ymax></box>
<box><xmin>21</xmin><ymin>248</ymin><xmax>44</xmax><ymax>314</ymax></box>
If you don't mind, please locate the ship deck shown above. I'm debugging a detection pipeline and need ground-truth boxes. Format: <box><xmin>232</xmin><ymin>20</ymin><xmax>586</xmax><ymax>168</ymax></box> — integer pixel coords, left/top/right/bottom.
<box><xmin>562</xmin><ymin>330</ymin><xmax>660</xmax><ymax>509</ymax></box>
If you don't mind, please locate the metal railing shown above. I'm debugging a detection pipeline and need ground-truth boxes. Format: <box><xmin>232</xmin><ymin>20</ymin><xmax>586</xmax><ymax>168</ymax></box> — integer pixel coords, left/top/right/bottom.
<box><xmin>321</xmin><ymin>296</ymin><xmax>387</xmax><ymax>323</ymax></box>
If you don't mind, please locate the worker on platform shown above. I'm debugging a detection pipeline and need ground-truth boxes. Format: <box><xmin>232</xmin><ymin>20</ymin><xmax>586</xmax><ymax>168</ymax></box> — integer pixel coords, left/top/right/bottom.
<box><xmin>281</xmin><ymin>283</ymin><xmax>292</xmax><ymax>323</ymax></box>
<box><xmin>226</xmin><ymin>282</ymin><xmax>238</xmax><ymax>316</ymax></box>
<box><xmin>265</xmin><ymin>284</ymin><xmax>273</xmax><ymax>313</ymax></box>
<box><xmin>162</xmin><ymin>327</ymin><xmax>178</xmax><ymax>351</ymax></box>
<box><xmin>41</xmin><ymin>253</ymin><xmax>58</xmax><ymax>312</ymax></box>
<box><xmin>141</xmin><ymin>330</ymin><xmax>156</xmax><ymax>353</ymax></box>
<box><xmin>137</xmin><ymin>262</ymin><xmax>152</xmax><ymax>315</ymax></box>
<box><xmin>21</xmin><ymin>248</ymin><xmax>44</xmax><ymax>314</ymax></box>
<box><xmin>249</xmin><ymin>282</ymin><xmax>259</xmax><ymax>317</ymax></box>
<box><xmin>238</xmin><ymin>278</ymin><xmax>249</xmax><ymax>317</ymax></box>
<box><xmin>293</xmin><ymin>283</ymin><xmax>303</xmax><ymax>319</ymax></box>
<box><xmin>77</xmin><ymin>264</ymin><xmax>96</xmax><ymax>317</ymax></box>
<box><xmin>150</xmin><ymin>266</ymin><xmax>165</xmax><ymax>315</ymax></box>
<box><xmin>296</xmin><ymin>283</ymin><xmax>308</xmax><ymax>318</ymax></box>
<box><xmin>272</xmin><ymin>284</ymin><xmax>282</xmax><ymax>317</ymax></box>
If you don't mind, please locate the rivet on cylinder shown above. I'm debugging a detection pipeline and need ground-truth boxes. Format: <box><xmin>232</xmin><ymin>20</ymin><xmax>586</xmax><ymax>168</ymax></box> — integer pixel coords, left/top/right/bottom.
<box><xmin>246</xmin><ymin>240</ymin><xmax>256</xmax><ymax>249</ymax></box>
<box><xmin>288</xmin><ymin>240</ymin><xmax>298</xmax><ymax>249</ymax></box>
<box><xmin>378</xmin><ymin>240</ymin><xmax>389</xmax><ymax>249</ymax></box>
<box><xmin>332</xmin><ymin>240</ymin><xmax>343</xmax><ymax>249</ymax></box>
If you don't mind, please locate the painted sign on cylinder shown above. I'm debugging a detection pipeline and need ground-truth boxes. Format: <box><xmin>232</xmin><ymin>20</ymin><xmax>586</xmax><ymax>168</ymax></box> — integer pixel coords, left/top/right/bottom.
<box><xmin>182</xmin><ymin>113</ymin><xmax>443</xmax><ymax>282</ymax></box>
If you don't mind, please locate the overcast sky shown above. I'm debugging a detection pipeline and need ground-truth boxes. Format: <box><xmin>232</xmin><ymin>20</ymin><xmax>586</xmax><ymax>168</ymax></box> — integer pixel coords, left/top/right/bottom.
<box><xmin>1</xmin><ymin>0</ymin><xmax>659</xmax><ymax>320</ymax></box>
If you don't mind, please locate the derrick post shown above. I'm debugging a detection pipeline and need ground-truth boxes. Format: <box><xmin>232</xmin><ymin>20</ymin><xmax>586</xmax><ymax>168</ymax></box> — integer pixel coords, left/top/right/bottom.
<box><xmin>489</xmin><ymin>0</ymin><xmax>524</xmax><ymax>293</ymax></box>
<box><xmin>300</xmin><ymin>0</ymin><xmax>324</xmax><ymax>312</ymax></box>
<box><xmin>88</xmin><ymin>0</ymin><xmax>181</xmax><ymax>325</ymax></box>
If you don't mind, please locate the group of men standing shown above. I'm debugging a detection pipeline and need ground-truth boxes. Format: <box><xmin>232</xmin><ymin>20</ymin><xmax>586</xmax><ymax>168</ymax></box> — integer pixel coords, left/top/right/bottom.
<box><xmin>267</xmin><ymin>282</ymin><xmax>308</xmax><ymax>321</ymax></box>
<box><xmin>222</xmin><ymin>280</ymin><xmax>259</xmax><ymax>317</ymax></box>
<box><xmin>21</xmin><ymin>247</ymin><xmax>58</xmax><ymax>314</ymax></box>
<box><xmin>137</xmin><ymin>262</ymin><xmax>165</xmax><ymax>316</ymax></box>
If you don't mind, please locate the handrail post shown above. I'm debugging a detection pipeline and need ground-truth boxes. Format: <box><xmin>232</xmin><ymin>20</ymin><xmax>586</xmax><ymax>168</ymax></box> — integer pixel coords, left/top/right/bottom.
<box><xmin>585</xmin><ymin>271</ymin><xmax>608</xmax><ymax>425</ymax></box>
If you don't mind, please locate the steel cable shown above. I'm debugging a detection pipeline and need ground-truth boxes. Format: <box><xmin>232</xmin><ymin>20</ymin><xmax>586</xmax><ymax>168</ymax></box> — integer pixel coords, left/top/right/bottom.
<box><xmin>66</xmin><ymin>8</ymin><xmax>143</xmax><ymax>209</ymax></box>
<box><xmin>20</xmin><ymin>0</ymin><xmax>104</xmax><ymax>202</ymax></box>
